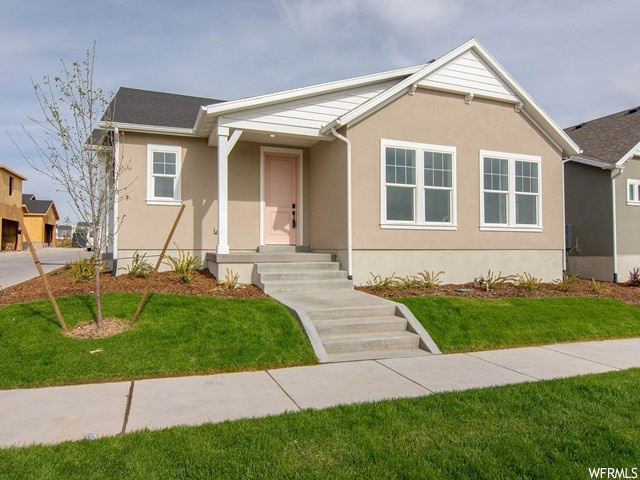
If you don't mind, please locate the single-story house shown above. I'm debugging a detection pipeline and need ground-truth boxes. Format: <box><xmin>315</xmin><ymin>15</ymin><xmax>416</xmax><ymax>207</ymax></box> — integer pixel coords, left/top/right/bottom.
<box><xmin>56</xmin><ymin>224</ymin><xmax>73</xmax><ymax>240</ymax></box>
<box><xmin>22</xmin><ymin>194</ymin><xmax>59</xmax><ymax>248</ymax></box>
<box><xmin>564</xmin><ymin>106</ymin><xmax>640</xmax><ymax>282</ymax></box>
<box><xmin>0</xmin><ymin>165</ymin><xmax>26</xmax><ymax>251</ymax></box>
<box><xmin>100</xmin><ymin>38</ymin><xmax>579</xmax><ymax>285</ymax></box>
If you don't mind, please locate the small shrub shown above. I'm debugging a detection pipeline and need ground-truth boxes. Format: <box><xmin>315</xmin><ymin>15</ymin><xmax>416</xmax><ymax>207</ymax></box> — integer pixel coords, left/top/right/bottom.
<box><xmin>589</xmin><ymin>278</ymin><xmax>608</xmax><ymax>294</ymax></box>
<box><xmin>477</xmin><ymin>270</ymin><xmax>514</xmax><ymax>291</ymax></box>
<box><xmin>417</xmin><ymin>270</ymin><xmax>444</xmax><ymax>289</ymax></box>
<box><xmin>164</xmin><ymin>244</ymin><xmax>201</xmax><ymax>284</ymax></box>
<box><xmin>397</xmin><ymin>275</ymin><xmax>424</xmax><ymax>290</ymax></box>
<box><xmin>514</xmin><ymin>272</ymin><xmax>542</xmax><ymax>291</ymax></box>
<box><xmin>552</xmin><ymin>273</ymin><xmax>580</xmax><ymax>292</ymax></box>
<box><xmin>629</xmin><ymin>267</ymin><xmax>640</xmax><ymax>287</ymax></box>
<box><xmin>124</xmin><ymin>251</ymin><xmax>154</xmax><ymax>278</ymax></box>
<box><xmin>366</xmin><ymin>273</ymin><xmax>401</xmax><ymax>290</ymax></box>
<box><xmin>221</xmin><ymin>269</ymin><xmax>240</xmax><ymax>289</ymax></box>
<box><xmin>67</xmin><ymin>257</ymin><xmax>104</xmax><ymax>282</ymax></box>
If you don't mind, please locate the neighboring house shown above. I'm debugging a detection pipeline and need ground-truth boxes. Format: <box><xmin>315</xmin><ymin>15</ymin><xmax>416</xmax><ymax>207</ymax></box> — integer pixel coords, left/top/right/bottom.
<box><xmin>0</xmin><ymin>165</ymin><xmax>27</xmax><ymax>251</ymax></box>
<box><xmin>564</xmin><ymin>106</ymin><xmax>640</xmax><ymax>282</ymax></box>
<box><xmin>100</xmin><ymin>38</ymin><xmax>579</xmax><ymax>284</ymax></box>
<box><xmin>56</xmin><ymin>224</ymin><xmax>73</xmax><ymax>240</ymax></box>
<box><xmin>22</xmin><ymin>194</ymin><xmax>59</xmax><ymax>248</ymax></box>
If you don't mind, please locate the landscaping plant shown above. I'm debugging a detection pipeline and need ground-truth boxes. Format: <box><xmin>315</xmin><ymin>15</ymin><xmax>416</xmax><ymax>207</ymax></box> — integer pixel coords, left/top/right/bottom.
<box><xmin>221</xmin><ymin>269</ymin><xmax>240</xmax><ymax>289</ymax></box>
<box><xmin>366</xmin><ymin>273</ymin><xmax>401</xmax><ymax>290</ymax></box>
<box><xmin>477</xmin><ymin>270</ymin><xmax>514</xmax><ymax>291</ymax></box>
<box><xmin>67</xmin><ymin>257</ymin><xmax>104</xmax><ymax>283</ymax></box>
<box><xmin>514</xmin><ymin>272</ymin><xmax>542</xmax><ymax>291</ymax></box>
<box><xmin>125</xmin><ymin>251</ymin><xmax>154</xmax><ymax>278</ymax></box>
<box><xmin>629</xmin><ymin>267</ymin><xmax>640</xmax><ymax>287</ymax></box>
<box><xmin>164</xmin><ymin>244</ymin><xmax>201</xmax><ymax>284</ymax></box>
<box><xmin>417</xmin><ymin>270</ymin><xmax>444</xmax><ymax>289</ymax></box>
<box><xmin>552</xmin><ymin>273</ymin><xmax>580</xmax><ymax>292</ymax></box>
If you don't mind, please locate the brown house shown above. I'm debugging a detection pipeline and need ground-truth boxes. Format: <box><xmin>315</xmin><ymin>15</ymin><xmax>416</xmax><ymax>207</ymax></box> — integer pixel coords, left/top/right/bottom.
<box><xmin>22</xmin><ymin>194</ymin><xmax>59</xmax><ymax>248</ymax></box>
<box><xmin>0</xmin><ymin>165</ymin><xmax>27</xmax><ymax>251</ymax></box>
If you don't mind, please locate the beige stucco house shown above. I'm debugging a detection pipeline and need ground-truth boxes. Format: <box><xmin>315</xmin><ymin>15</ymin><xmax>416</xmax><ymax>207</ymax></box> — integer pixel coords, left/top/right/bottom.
<box><xmin>564</xmin><ymin>106</ymin><xmax>640</xmax><ymax>282</ymax></box>
<box><xmin>102</xmin><ymin>38</ymin><xmax>579</xmax><ymax>285</ymax></box>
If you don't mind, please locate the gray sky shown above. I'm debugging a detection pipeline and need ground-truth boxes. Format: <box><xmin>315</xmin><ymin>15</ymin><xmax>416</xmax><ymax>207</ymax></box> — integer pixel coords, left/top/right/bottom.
<box><xmin>2</xmin><ymin>0</ymin><xmax>639</xmax><ymax>222</ymax></box>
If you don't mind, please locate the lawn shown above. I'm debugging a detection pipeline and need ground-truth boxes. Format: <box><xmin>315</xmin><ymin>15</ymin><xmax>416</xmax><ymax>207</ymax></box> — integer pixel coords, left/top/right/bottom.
<box><xmin>0</xmin><ymin>293</ymin><xmax>316</xmax><ymax>389</ymax></box>
<box><xmin>395</xmin><ymin>296</ymin><xmax>640</xmax><ymax>353</ymax></box>
<box><xmin>1</xmin><ymin>369</ymin><xmax>638</xmax><ymax>479</ymax></box>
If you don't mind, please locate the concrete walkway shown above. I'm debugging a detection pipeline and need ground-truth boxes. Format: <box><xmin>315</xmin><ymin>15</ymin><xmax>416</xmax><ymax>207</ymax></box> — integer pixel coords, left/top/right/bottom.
<box><xmin>1</xmin><ymin>337</ymin><xmax>639</xmax><ymax>448</ymax></box>
<box><xmin>0</xmin><ymin>248</ymin><xmax>90</xmax><ymax>288</ymax></box>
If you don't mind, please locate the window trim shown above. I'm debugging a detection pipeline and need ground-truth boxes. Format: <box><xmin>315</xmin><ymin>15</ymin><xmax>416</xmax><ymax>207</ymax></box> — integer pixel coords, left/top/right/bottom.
<box><xmin>627</xmin><ymin>179</ymin><xmax>640</xmax><ymax>206</ymax></box>
<box><xmin>479</xmin><ymin>150</ymin><xmax>543</xmax><ymax>232</ymax></box>
<box><xmin>146</xmin><ymin>144</ymin><xmax>182</xmax><ymax>206</ymax></box>
<box><xmin>380</xmin><ymin>139</ymin><xmax>457</xmax><ymax>230</ymax></box>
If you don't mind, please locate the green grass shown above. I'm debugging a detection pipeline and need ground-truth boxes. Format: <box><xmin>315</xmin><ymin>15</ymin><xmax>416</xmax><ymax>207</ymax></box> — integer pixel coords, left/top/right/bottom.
<box><xmin>1</xmin><ymin>369</ymin><xmax>639</xmax><ymax>479</ymax></box>
<box><xmin>395</xmin><ymin>296</ymin><xmax>640</xmax><ymax>353</ymax></box>
<box><xmin>0</xmin><ymin>293</ymin><xmax>316</xmax><ymax>389</ymax></box>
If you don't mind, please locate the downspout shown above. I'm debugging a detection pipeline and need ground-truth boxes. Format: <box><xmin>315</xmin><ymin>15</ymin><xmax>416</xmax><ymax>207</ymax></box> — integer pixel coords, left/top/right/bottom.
<box><xmin>611</xmin><ymin>167</ymin><xmax>623</xmax><ymax>282</ymax></box>
<box><xmin>561</xmin><ymin>157</ymin><xmax>570</xmax><ymax>275</ymax></box>
<box><xmin>112</xmin><ymin>126</ymin><xmax>119</xmax><ymax>274</ymax></box>
<box><xmin>330</xmin><ymin>127</ymin><xmax>353</xmax><ymax>280</ymax></box>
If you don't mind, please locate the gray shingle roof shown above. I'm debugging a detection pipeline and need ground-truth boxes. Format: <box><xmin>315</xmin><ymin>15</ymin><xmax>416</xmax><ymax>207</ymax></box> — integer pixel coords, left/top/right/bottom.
<box><xmin>104</xmin><ymin>87</ymin><xmax>224</xmax><ymax>129</ymax></box>
<box><xmin>565</xmin><ymin>106</ymin><xmax>640</xmax><ymax>165</ymax></box>
<box><xmin>22</xmin><ymin>194</ymin><xmax>54</xmax><ymax>215</ymax></box>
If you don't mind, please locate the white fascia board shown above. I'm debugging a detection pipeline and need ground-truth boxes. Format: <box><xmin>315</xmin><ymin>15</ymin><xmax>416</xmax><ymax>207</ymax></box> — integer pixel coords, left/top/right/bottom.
<box><xmin>203</xmin><ymin>64</ymin><xmax>425</xmax><ymax>116</ymax></box>
<box><xmin>322</xmin><ymin>38</ymin><xmax>581</xmax><ymax>157</ymax></box>
<box><xmin>98</xmin><ymin>121</ymin><xmax>196</xmax><ymax>136</ymax></box>
<box><xmin>615</xmin><ymin>140</ymin><xmax>640</xmax><ymax>168</ymax></box>
<box><xmin>567</xmin><ymin>155</ymin><xmax>615</xmax><ymax>170</ymax></box>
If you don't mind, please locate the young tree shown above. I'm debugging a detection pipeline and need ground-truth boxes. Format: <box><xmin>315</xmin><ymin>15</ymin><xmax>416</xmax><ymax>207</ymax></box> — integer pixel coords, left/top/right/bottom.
<box><xmin>11</xmin><ymin>44</ymin><xmax>127</xmax><ymax>329</ymax></box>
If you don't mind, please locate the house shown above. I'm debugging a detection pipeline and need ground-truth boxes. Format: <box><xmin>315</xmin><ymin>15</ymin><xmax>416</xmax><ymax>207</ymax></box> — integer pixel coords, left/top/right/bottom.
<box><xmin>0</xmin><ymin>165</ymin><xmax>27</xmax><ymax>251</ymax></box>
<box><xmin>56</xmin><ymin>224</ymin><xmax>73</xmax><ymax>240</ymax></box>
<box><xmin>100</xmin><ymin>38</ymin><xmax>579</xmax><ymax>285</ymax></box>
<box><xmin>22</xmin><ymin>194</ymin><xmax>59</xmax><ymax>248</ymax></box>
<box><xmin>564</xmin><ymin>106</ymin><xmax>640</xmax><ymax>282</ymax></box>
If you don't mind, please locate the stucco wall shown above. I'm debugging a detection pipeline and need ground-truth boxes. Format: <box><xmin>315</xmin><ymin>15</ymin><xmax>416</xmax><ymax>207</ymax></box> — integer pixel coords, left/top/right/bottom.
<box><xmin>346</xmin><ymin>89</ymin><xmax>564</xmax><ymax>253</ymax></box>
<box><xmin>616</xmin><ymin>157</ymin><xmax>640</xmax><ymax>256</ymax></box>
<box><xmin>564</xmin><ymin>161</ymin><xmax>613</xmax><ymax>257</ymax></box>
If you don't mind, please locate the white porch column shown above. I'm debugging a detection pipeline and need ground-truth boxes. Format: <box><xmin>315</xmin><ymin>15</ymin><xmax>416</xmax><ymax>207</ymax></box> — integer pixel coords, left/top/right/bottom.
<box><xmin>217</xmin><ymin>126</ymin><xmax>230</xmax><ymax>255</ymax></box>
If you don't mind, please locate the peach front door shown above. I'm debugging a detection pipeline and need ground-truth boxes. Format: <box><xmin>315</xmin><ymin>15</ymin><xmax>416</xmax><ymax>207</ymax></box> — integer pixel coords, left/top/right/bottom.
<box><xmin>264</xmin><ymin>153</ymin><xmax>298</xmax><ymax>245</ymax></box>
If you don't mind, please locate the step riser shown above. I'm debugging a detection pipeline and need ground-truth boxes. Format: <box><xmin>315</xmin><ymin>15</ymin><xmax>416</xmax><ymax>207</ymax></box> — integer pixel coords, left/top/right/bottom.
<box><xmin>256</xmin><ymin>262</ymin><xmax>339</xmax><ymax>273</ymax></box>
<box><xmin>323</xmin><ymin>335</ymin><xmax>420</xmax><ymax>354</ymax></box>
<box><xmin>308</xmin><ymin>305</ymin><xmax>397</xmax><ymax>320</ymax></box>
<box><xmin>262</xmin><ymin>280</ymin><xmax>354</xmax><ymax>294</ymax></box>
<box><xmin>259</xmin><ymin>271</ymin><xmax>347</xmax><ymax>282</ymax></box>
<box><xmin>258</xmin><ymin>245</ymin><xmax>311</xmax><ymax>253</ymax></box>
<box><xmin>315</xmin><ymin>319</ymin><xmax>407</xmax><ymax>336</ymax></box>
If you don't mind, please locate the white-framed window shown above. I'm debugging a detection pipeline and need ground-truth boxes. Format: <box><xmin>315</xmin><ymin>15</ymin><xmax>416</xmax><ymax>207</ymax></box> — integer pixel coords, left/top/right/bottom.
<box><xmin>381</xmin><ymin>139</ymin><xmax>456</xmax><ymax>229</ymax></box>
<box><xmin>480</xmin><ymin>150</ymin><xmax>542</xmax><ymax>231</ymax></box>
<box><xmin>627</xmin><ymin>179</ymin><xmax>640</xmax><ymax>205</ymax></box>
<box><xmin>146</xmin><ymin>144</ymin><xmax>181</xmax><ymax>205</ymax></box>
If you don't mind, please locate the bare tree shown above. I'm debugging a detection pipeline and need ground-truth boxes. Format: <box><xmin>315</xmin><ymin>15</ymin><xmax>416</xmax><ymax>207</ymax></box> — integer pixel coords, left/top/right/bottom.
<box><xmin>10</xmin><ymin>43</ymin><xmax>127</xmax><ymax>329</ymax></box>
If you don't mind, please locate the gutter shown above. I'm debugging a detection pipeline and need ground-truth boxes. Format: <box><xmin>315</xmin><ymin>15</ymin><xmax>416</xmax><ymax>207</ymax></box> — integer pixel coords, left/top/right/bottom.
<box><xmin>330</xmin><ymin>127</ymin><xmax>353</xmax><ymax>280</ymax></box>
<box><xmin>611</xmin><ymin>167</ymin><xmax>624</xmax><ymax>282</ymax></box>
<box><xmin>562</xmin><ymin>157</ymin><xmax>570</xmax><ymax>274</ymax></box>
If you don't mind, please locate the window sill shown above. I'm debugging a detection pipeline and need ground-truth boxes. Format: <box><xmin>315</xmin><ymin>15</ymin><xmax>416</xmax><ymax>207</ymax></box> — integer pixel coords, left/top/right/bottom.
<box><xmin>479</xmin><ymin>225</ymin><xmax>542</xmax><ymax>232</ymax></box>
<box><xmin>146</xmin><ymin>199</ymin><xmax>182</xmax><ymax>206</ymax></box>
<box><xmin>627</xmin><ymin>201</ymin><xmax>640</xmax><ymax>206</ymax></box>
<box><xmin>380</xmin><ymin>223</ymin><xmax>458</xmax><ymax>231</ymax></box>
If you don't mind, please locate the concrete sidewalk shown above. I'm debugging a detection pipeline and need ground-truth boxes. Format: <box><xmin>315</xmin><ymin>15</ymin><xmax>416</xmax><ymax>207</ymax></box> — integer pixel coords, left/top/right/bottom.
<box><xmin>1</xmin><ymin>337</ymin><xmax>639</xmax><ymax>448</ymax></box>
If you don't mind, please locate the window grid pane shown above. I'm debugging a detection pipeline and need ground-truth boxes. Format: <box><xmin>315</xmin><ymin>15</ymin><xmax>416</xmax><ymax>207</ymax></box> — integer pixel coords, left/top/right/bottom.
<box><xmin>515</xmin><ymin>160</ymin><xmax>538</xmax><ymax>193</ymax></box>
<box><xmin>483</xmin><ymin>157</ymin><xmax>508</xmax><ymax>191</ymax></box>
<box><xmin>424</xmin><ymin>151</ymin><xmax>452</xmax><ymax>188</ymax></box>
<box><xmin>385</xmin><ymin>147</ymin><xmax>416</xmax><ymax>186</ymax></box>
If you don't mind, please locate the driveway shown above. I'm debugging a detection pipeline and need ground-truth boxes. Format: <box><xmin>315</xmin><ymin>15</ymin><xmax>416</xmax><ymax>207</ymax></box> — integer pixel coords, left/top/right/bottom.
<box><xmin>0</xmin><ymin>248</ymin><xmax>91</xmax><ymax>289</ymax></box>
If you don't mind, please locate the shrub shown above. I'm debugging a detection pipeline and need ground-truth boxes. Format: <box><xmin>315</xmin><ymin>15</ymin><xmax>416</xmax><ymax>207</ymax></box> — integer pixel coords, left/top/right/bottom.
<box><xmin>552</xmin><ymin>273</ymin><xmax>580</xmax><ymax>292</ymax></box>
<box><xmin>417</xmin><ymin>270</ymin><xmax>444</xmax><ymax>289</ymax></box>
<box><xmin>67</xmin><ymin>257</ymin><xmax>104</xmax><ymax>282</ymax></box>
<box><xmin>477</xmin><ymin>270</ymin><xmax>514</xmax><ymax>291</ymax></box>
<box><xmin>366</xmin><ymin>273</ymin><xmax>401</xmax><ymax>290</ymax></box>
<box><xmin>629</xmin><ymin>267</ymin><xmax>640</xmax><ymax>287</ymax></box>
<box><xmin>124</xmin><ymin>251</ymin><xmax>154</xmax><ymax>278</ymax></box>
<box><xmin>398</xmin><ymin>275</ymin><xmax>424</xmax><ymax>290</ymax></box>
<box><xmin>514</xmin><ymin>272</ymin><xmax>542</xmax><ymax>291</ymax></box>
<box><xmin>589</xmin><ymin>278</ymin><xmax>608</xmax><ymax>294</ymax></box>
<box><xmin>220</xmin><ymin>269</ymin><xmax>240</xmax><ymax>289</ymax></box>
<box><xmin>164</xmin><ymin>245</ymin><xmax>201</xmax><ymax>284</ymax></box>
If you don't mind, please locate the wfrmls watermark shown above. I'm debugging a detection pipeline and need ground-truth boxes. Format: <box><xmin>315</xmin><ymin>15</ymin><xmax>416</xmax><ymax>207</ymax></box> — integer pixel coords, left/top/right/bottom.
<box><xmin>589</xmin><ymin>468</ymin><xmax>638</xmax><ymax>479</ymax></box>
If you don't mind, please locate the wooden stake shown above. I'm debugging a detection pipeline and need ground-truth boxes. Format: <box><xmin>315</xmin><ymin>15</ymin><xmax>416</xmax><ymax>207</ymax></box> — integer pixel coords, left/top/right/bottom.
<box><xmin>131</xmin><ymin>204</ymin><xmax>185</xmax><ymax>325</ymax></box>
<box><xmin>14</xmin><ymin>205</ymin><xmax>68</xmax><ymax>331</ymax></box>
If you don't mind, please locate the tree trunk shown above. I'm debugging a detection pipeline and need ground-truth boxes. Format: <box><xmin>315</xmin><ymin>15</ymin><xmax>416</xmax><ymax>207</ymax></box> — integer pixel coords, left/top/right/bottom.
<box><xmin>93</xmin><ymin>234</ymin><xmax>103</xmax><ymax>330</ymax></box>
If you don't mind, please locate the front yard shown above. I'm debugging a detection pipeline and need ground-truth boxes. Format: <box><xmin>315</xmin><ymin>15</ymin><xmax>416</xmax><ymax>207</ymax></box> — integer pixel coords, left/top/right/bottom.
<box><xmin>1</xmin><ymin>369</ymin><xmax>638</xmax><ymax>479</ymax></box>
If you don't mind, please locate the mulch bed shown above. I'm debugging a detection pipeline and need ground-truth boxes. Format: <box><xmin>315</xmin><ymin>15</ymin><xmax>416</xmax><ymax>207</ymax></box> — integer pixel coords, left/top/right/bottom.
<box><xmin>0</xmin><ymin>268</ymin><xmax>265</xmax><ymax>306</ymax></box>
<box><xmin>358</xmin><ymin>279</ymin><xmax>640</xmax><ymax>306</ymax></box>
<box><xmin>65</xmin><ymin>318</ymin><xmax>132</xmax><ymax>339</ymax></box>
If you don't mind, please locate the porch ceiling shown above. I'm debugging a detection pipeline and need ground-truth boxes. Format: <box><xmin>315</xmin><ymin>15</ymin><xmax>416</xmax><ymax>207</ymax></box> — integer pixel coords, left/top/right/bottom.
<box><xmin>207</xmin><ymin>127</ymin><xmax>328</xmax><ymax>148</ymax></box>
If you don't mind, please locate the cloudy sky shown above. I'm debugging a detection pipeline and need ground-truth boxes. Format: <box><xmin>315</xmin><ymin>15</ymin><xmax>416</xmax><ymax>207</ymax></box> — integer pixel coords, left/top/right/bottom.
<box><xmin>2</xmin><ymin>0</ymin><xmax>639</xmax><ymax>222</ymax></box>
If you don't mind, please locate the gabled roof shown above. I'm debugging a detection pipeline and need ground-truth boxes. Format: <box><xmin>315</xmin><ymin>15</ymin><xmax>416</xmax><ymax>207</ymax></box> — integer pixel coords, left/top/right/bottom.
<box><xmin>103</xmin><ymin>87</ymin><xmax>223</xmax><ymax>131</ymax></box>
<box><xmin>22</xmin><ymin>194</ymin><xmax>59</xmax><ymax>219</ymax></box>
<box><xmin>0</xmin><ymin>165</ymin><xmax>27</xmax><ymax>180</ymax></box>
<box><xmin>22</xmin><ymin>193</ymin><xmax>35</xmax><ymax>203</ymax></box>
<box><xmin>565</xmin><ymin>106</ymin><xmax>640</xmax><ymax>166</ymax></box>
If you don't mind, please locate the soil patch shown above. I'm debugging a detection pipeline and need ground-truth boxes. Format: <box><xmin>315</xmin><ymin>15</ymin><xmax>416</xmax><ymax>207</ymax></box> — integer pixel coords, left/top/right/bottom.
<box><xmin>358</xmin><ymin>279</ymin><xmax>640</xmax><ymax>306</ymax></box>
<box><xmin>65</xmin><ymin>318</ymin><xmax>131</xmax><ymax>339</ymax></box>
<box><xmin>0</xmin><ymin>268</ymin><xmax>265</xmax><ymax>306</ymax></box>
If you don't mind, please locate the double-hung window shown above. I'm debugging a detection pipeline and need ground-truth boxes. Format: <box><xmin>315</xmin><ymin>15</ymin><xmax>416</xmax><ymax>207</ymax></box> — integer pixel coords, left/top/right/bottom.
<box><xmin>480</xmin><ymin>150</ymin><xmax>541</xmax><ymax>230</ymax></box>
<box><xmin>628</xmin><ymin>179</ymin><xmax>640</xmax><ymax>205</ymax></box>
<box><xmin>147</xmin><ymin>145</ymin><xmax>181</xmax><ymax>205</ymax></box>
<box><xmin>382</xmin><ymin>140</ymin><xmax>456</xmax><ymax>228</ymax></box>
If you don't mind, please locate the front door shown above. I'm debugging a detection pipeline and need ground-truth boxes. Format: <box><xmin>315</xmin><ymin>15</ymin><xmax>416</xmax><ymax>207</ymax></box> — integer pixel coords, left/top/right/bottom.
<box><xmin>264</xmin><ymin>153</ymin><xmax>298</xmax><ymax>245</ymax></box>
